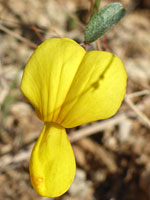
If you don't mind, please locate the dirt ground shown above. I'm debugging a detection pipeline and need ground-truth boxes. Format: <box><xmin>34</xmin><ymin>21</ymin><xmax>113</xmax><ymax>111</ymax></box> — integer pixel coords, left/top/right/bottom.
<box><xmin>0</xmin><ymin>0</ymin><xmax>150</xmax><ymax>199</ymax></box>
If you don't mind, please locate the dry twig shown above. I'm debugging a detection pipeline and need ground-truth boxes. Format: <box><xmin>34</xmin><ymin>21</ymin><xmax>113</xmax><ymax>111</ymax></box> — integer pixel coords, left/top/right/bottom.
<box><xmin>0</xmin><ymin>145</ymin><xmax>33</xmax><ymax>170</ymax></box>
<box><xmin>69</xmin><ymin>114</ymin><xmax>126</xmax><ymax>143</ymax></box>
<box><xmin>77</xmin><ymin>138</ymin><xmax>117</xmax><ymax>173</ymax></box>
<box><xmin>125</xmin><ymin>90</ymin><xmax>150</xmax><ymax>128</ymax></box>
<box><xmin>102</xmin><ymin>36</ymin><xmax>110</xmax><ymax>52</ymax></box>
<box><xmin>96</xmin><ymin>39</ymin><xmax>101</xmax><ymax>50</ymax></box>
<box><xmin>0</xmin><ymin>24</ymin><xmax>37</xmax><ymax>48</ymax></box>
<box><xmin>86</xmin><ymin>0</ymin><xmax>94</xmax><ymax>23</ymax></box>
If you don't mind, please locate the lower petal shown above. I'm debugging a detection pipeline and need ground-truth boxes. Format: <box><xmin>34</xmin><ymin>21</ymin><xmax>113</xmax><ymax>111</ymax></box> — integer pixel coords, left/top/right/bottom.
<box><xmin>29</xmin><ymin>122</ymin><xmax>76</xmax><ymax>197</ymax></box>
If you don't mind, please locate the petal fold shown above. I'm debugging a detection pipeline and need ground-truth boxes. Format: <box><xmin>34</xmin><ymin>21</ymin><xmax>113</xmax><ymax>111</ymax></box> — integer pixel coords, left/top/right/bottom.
<box><xmin>58</xmin><ymin>51</ymin><xmax>127</xmax><ymax>127</ymax></box>
<box><xmin>21</xmin><ymin>38</ymin><xmax>85</xmax><ymax>122</ymax></box>
<box><xmin>29</xmin><ymin>122</ymin><xmax>76</xmax><ymax>197</ymax></box>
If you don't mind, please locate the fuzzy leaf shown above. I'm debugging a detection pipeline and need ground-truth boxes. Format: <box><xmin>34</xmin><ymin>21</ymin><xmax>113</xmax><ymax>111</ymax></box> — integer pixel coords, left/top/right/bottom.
<box><xmin>84</xmin><ymin>2</ymin><xmax>126</xmax><ymax>43</ymax></box>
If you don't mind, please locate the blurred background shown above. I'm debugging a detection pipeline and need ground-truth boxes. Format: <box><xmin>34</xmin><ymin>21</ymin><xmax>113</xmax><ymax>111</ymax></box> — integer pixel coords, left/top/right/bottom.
<box><xmin>0</xmin><ymin>0</ymin><xmax>150</xmax><ymax>199</ymax></box>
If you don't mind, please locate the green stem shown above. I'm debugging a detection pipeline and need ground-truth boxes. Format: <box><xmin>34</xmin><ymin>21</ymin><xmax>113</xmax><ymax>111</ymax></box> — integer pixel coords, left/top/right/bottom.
<box><xmin>93</xmin><ymin>0</ymin><xmax>101</xmax><ymax>15</ymax></box>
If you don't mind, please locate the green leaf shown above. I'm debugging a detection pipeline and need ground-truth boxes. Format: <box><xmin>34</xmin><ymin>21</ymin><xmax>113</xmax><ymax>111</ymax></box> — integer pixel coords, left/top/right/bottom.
<box><xmin>84</xmin><ymin>2</ymin><xmax>126</xmax><ymax>43</ymax></box>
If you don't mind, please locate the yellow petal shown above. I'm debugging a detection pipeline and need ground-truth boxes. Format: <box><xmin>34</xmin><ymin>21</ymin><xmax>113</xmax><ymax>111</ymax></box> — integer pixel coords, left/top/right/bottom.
<box><xmin>29</xmin><ymin>122</ymin><xmax>76</xmax><ymax>197</ymax></box>
<box><xmin>58</xmin><ymin>51</ymin><xmax>127</xmax><ymax>127</ymax></box>
<box><xmin>21</xmin><ymin>38</ymin><xmax>85</xmax><ymax>121</ymax></box>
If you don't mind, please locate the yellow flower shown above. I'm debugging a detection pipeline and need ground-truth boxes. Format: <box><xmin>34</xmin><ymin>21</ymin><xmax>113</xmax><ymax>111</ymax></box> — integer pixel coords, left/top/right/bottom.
<box><xmin>21</xmin><ymin>38</ymin><xmax>127</xmax><ymax>197</ymax></box>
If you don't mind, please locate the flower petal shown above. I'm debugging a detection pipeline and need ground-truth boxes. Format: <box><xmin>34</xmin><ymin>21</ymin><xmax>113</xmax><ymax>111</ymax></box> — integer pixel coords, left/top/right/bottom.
<box><xmin>58</xmin><ymin>51</ymin><xmax>127</xmax><ymax>127</ymax></box>
<box><xmin>21</xmin><ymin>38</ymin><xmax>85</xmax><ymax>122</ymax></box>
<box><xmin>29</xmin><ymin>122</ymin><xmax>76</xmax><ymax>197</ymax></box>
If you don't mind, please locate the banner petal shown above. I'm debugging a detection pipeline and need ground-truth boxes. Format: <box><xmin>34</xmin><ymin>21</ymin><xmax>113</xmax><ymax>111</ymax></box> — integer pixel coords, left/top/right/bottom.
<box><xmin>21</xmin><ymin>38</ymin><xmax>85</xmax><ymax>122</ymax></box>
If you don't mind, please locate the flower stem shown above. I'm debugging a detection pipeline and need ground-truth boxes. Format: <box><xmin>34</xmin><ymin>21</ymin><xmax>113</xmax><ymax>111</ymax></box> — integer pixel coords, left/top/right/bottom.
<box><xmin>93</xmin><ymin>0</ymin><xmax>101</xmax><ymax>15</ymax></box>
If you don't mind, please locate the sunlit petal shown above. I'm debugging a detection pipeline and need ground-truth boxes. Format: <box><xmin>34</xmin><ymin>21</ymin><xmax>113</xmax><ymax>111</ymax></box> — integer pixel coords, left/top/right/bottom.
<box><xmin>21</xmin><ymin>38</ymin><xmax>86</xmax><ymax>122</ymax></box>
<box><xmin>58</xmin><ymin>51</ymin><xmax>127</xmax><ymax>127</ymax></box>
<box><xmin>29</xmin><ymin>122</ymin><xmax>76</xmax><ymax>197</ymax></box>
